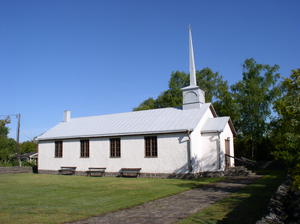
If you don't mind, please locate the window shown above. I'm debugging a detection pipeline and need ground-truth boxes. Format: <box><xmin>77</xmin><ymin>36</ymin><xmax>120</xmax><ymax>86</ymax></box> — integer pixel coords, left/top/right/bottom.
<box><xmin>55</xmin><ymin>141</ymin><xmax>63</xmax><ymax>158</ymax></box>
<box><xmin>110</xmin><ymin>138</ymin><xmax>121</xmax><ymax>158</ymax></box>
<box><xmin>80</xmin><ymin>139</ymin><xmax>89</xmax><ymax>158</ymax></box>
<box><xmin>145</xmin><ymin>136</ymin><xmax>157</xmax><ymax>157</ymax></box>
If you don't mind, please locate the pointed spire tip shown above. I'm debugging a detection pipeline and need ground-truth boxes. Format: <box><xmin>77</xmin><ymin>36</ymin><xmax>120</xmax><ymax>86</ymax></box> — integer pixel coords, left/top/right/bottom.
<box><xmin>188</xmin><ymin>25</ymin><xmax>197</xmax><ymax>86</ymax></box>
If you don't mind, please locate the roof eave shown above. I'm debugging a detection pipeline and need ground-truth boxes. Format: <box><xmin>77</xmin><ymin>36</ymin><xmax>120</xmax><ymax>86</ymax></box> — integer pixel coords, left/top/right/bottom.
<box><xmin>201</xmin><ymin>130</ymin><xmax>223</xmax><ymax>134</ymax></box>
<box><xmin>228</xmin><ymin>118</ymin><xmax>237</xmax><ymax>136</ymax></box>
<box><xmin>37</xmin><ymin>129</ymin><xmax>191</xmax><ymax>141</ymax></box>
<box><xmin>209</xmin><ymin>104</ymin><xmax>218</xmax><ymax>117</ymax></box>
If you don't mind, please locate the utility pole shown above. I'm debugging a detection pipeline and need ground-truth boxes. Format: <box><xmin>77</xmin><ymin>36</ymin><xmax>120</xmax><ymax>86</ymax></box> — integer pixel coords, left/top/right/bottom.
<box><xmin>16</xmin><ymin>113</ymin><xmax>21</xmax><ymax>167</ymax></box>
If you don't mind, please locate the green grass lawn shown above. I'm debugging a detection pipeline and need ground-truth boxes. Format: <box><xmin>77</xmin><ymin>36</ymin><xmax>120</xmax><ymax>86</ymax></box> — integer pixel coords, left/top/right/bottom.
<box><xmin>0</xmin><ymin>173</ymin><xmax>221</xmax><ymax>224</ymax></box>
<box><xmin>178</xmin><ymin>170</ymin><xmax>285</xmax><ymax>224</ymax></box>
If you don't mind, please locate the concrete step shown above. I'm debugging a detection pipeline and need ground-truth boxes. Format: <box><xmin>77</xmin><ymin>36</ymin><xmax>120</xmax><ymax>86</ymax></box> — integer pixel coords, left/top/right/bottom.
<box><xmin>224</xmin><ymin>166</ymin><xmax>256</xmax><ymax>176</ymax></box>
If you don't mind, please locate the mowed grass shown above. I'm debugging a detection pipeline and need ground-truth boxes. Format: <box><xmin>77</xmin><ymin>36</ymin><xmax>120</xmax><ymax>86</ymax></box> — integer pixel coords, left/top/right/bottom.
<box><xmin>178</xmin><ymin>170</ymin><xmax>285</xmax><ymax>224</ymax></box>
<box><xmin>0</xmin><ymin>173</ymin><xmax>221</xmax><ymax>224</ymax></box>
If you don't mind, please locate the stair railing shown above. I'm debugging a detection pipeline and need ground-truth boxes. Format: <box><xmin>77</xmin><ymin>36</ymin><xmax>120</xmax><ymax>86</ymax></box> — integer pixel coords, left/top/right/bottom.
<box><xmin>225</xmin><ymin>154</ymin><xmax>257</xmax><ymax>167</ymax></box>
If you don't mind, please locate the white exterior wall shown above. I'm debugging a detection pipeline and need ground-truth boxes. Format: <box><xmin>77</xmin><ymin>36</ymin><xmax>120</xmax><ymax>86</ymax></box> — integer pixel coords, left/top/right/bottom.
<box><xmin>220</xmin><ymin>123</ymin><xmax>235</xmax><ymax>169</ymax></box>
<box><xmin>193</xmin><ymin>133</ymin><xmax>220</xmax><ymax>172</ymax></box>
<box><xmin>189</xmin><ymin>108</ymin><xmax>235</xmax><ymax>172</ymax></box>
<box><xmin>190</xmin><ymin>122</ymin><xmax>234</xmax><ymax>172</ymax></box>
<box><xmin>38</xmin><ymin>133</ymin><xmax>189</xmax><ymax>173</ymax></box>
<box><xmin>189</xmin><ymin>107</ymin><xmax>218</xmax><ymax>172</ymax></box>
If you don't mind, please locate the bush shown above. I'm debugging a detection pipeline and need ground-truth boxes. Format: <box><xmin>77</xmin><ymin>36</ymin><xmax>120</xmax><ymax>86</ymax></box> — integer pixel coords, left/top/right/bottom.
<box><xmin>291</xmin><ymin>164</ymin><xmax>300</xmax><ymax>191</ymax></box>
<box><xmin>0</xmin><ymin>160</ymin><xmax>19</xmax><ymax>167</ymax></box>
<box><xmin>21</xmin><ymin>160</ymin><xmax>36</xmax><ymax>167</ymax></box>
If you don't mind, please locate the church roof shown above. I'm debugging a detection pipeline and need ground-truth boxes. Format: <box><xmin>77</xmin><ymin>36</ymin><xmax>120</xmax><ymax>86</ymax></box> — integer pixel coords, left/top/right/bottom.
<box><xmin>201</xmin><ymin>117</ymin><xmax>236</xmax><ymax>136</ymax></box>
<box><xmin>37</xmin><ymin>103</ymin><xmax>213</xmax><ymax>140</ymax></box>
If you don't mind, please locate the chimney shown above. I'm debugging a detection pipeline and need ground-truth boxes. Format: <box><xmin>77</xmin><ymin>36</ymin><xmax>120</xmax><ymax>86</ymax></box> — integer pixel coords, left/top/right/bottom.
<box><xmin>64</xmin><ymin>110</ymin><xmax>71</xmax><ymax>122</ymax></box>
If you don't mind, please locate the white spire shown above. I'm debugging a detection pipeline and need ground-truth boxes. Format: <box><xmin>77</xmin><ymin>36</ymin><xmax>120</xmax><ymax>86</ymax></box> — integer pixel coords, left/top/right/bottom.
<box><xmin>182</xmin><ymin>26</ymin><xmax>205</xmax><ymax>110</ymax></box>
<box><xmin>189</xmin><ymin>25</ymin><xmax>197</xmax><ymax>86</ymax></box>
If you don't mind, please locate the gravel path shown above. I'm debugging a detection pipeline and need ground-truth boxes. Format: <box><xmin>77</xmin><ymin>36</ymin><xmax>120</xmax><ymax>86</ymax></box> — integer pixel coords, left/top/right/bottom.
<box><xmin>67</xmin><ymin>176</ymin><xmax>260</xmax><ymax>224</ymax></box>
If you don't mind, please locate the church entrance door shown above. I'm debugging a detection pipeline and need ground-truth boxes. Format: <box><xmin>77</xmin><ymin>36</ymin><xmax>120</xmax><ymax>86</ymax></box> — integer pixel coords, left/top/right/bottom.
<box><xmin>225</xmin><ymin>139</ymin><xmax>230</xmax><ymax>168</ymax></box>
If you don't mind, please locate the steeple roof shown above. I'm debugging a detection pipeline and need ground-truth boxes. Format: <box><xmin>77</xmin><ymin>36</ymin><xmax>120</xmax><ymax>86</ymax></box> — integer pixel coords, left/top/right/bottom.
<box><xmin>182</xmin><ymin>26</ymin><xmax>205</xmax><ymax>109</ymax></box>
<box><xmin>189</xmin><ymin>26</ymin><xmax>197</xmax><ymax>87</ymax></box>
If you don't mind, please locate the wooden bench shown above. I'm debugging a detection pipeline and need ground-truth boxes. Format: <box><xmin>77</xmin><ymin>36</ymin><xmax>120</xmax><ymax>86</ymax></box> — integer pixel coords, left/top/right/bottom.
<box><xmin>58</xmin><ymin>166</ymin><xmax>76</xmax><ymax>175</ymax></box>
<box><xmin>119</xmin><ymin>168</ymin><xmax>141</xmax><ymax>177</ymax></box>
<box><xmin>86</xmin><ymin>167</ymin><xmax>106</xmax><ymax>177</ymax></box>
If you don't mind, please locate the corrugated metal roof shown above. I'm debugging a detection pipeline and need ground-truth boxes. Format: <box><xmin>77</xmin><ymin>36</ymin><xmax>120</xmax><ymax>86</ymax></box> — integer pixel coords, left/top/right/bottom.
<box><xmin>37</xmin><ymin>103</ymin><xmax>212</xmax><ymax>140</ymax></box>
<box><xmin>201</xmin><ymin>117</ymin><xmax>230</xmax><ymax>133</ymax></box>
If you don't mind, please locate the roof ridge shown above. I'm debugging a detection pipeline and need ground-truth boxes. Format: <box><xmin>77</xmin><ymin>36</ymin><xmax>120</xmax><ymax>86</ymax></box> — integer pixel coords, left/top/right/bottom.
<box><xmin>70</xmin><ymin>105</ymin><xmax>212</xmax><ymax>121</ymax></box>
<box><xmin>70</xmin><ymin>107</ymin><xmax>179</xmax><ymax>120</ymax></box>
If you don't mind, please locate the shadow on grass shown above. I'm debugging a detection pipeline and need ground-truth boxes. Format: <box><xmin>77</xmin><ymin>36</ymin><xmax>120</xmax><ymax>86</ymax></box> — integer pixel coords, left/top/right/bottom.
<box><xmin>170</xmin><ymin>177</ymin><xmax>225</xmax><ymax>189</ymax></box>
<box><xmin>179</xmin><ymin>170</ymin><xmax>285</xmax><ymax>224</ymax></box>
<box><xmin>217</xmin><ymin>172</ymin><xmax>284</xmax><ymax>224</ymax></box>
<box><xmin>174</xmin><ymin>176</ymin><xmax>261</xmax><ymax>193</ymax></box>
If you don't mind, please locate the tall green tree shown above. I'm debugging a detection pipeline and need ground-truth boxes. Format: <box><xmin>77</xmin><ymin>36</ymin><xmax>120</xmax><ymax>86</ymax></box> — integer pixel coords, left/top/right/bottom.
<box><xmin>213</xmin><ymin>80</ymin><xmax>240</xmax><ymax>125</ymax></box>
<box><xmin>0</xmin><ymin>118</ymin><xmax>16</xmax><ymax>163</ymax></box>
<box><xmin>134</xmin><ymin>68</ymin><xmax>232</xmax><ymax>111</ymax></box>
<box><xmin>271</xmin><ymin>69</ymin><xmax>300</xmax><ymax>167</ymax></box>
<box><xmin>231</xmin><ymin>58</ymin><xmax>280</xmax><ymax>159</ymax></box>
<box><xmin>0</xmin><ymin>118</ymin><xmax>10</xmax><ymax>138</ymax></box>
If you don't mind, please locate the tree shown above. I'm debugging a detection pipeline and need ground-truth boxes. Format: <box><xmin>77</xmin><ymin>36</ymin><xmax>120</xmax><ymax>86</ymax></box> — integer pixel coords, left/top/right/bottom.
<box><xmin>133</xmin><ymin>98</ymin><xmax>156</xmax><ymax>111</ymax></box>
<box><xmin>271</xmin><ymin>69</ymin><xmax>300</xmax><ymax>167</ymax></box>
<box><xmin>213</xmin><ymin>80</ymin><xmax>240</xmax><ymax>125</ymax></box>
<box><xmin>20</xmin><ymin>141</ymin><xmax>37</xmax><ymax>154</ymax></box>
<box><xmin>0</xmin><ymin>138</ymin><xmax>16</xmax><ymax>162</ymax></box>
<box><xmin>134</xmin><ymin>68</ymin><xmax>231</xmax><ymax>111</ymax></box>
<box><xmin>0</xmin><ymin>117</ymin><xmax>10</xmax><ymax>138</ymax></box>
<box><xmin>231</xmin><ymin>58</ymin><xmax>280</xmax><ymax>159</ymax></box>
<box><xmin>0</xmin><ymin>118</ymin><xmax>16</xmax><ymax>163</ymax></box>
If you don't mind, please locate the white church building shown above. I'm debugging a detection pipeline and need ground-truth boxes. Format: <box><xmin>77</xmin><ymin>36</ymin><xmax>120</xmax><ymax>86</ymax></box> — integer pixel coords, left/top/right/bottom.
<box><xmin>37</xmin><ymin>28</ymin><xmax>236</xmax><ymax>176</ymax></box>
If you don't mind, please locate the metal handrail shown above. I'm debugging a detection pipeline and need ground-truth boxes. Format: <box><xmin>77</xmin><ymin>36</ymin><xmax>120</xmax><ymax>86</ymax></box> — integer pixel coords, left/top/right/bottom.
<box><xmin>225</xmin><ymin>154</ymin><xmax>256</xmax><ymax>166</ymax></box>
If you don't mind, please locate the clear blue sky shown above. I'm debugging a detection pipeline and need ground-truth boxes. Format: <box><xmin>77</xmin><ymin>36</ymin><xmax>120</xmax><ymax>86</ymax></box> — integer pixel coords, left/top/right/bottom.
<box><xmin>0</xmin><ymin>0</ymin><xmax>299</xmax><ymax>141</ymax></box>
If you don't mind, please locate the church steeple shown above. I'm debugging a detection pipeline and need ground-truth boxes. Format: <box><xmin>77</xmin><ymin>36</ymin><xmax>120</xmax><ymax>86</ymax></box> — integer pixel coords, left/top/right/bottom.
<box><xmin>182</xmin><ymin>26</ymin><xmax>205</xmax><ymax>110</ymax></box>
<box><xmin>189</xmin><ymin>25</ymin><xmax>197</xmax><ymax>87</ymax></box>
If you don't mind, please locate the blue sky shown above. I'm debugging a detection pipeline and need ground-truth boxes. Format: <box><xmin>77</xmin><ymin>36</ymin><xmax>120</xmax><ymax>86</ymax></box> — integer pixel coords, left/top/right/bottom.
<box><xmin>0</xmin><ymin>0</ymin><xmax>299</xmax><ymax>141</ymax></box>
